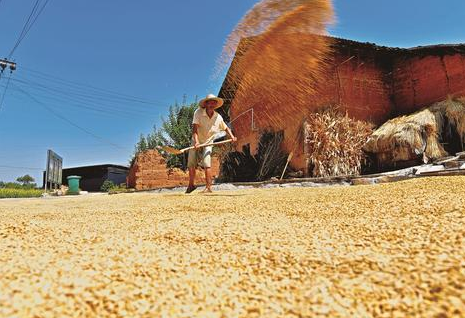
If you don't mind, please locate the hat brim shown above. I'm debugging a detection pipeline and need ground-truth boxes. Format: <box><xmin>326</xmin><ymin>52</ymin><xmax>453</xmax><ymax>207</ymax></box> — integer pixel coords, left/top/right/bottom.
<box><xmin>199</xmin><ymin>97</ymin><xmax>224</xmax><ymax>109</ymax></box>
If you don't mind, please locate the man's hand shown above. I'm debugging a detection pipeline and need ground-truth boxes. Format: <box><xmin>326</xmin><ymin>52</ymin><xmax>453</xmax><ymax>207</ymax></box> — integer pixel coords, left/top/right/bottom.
<box><xmin>225</xmin><ymin>127</ymin><xmax>237</xmax><ymax>143</ymax></box>
<box><xmin>194</xmin><ymin>142</ymin><xmax>200</xmax><ymax>149</ymax></box>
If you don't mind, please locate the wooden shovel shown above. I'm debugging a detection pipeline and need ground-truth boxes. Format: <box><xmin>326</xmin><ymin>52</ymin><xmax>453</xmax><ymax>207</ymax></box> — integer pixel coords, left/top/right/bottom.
<box><xmin>157</xmin><ymin>139</ymin><xmax>233</xmax><ymax>155</ymax></box>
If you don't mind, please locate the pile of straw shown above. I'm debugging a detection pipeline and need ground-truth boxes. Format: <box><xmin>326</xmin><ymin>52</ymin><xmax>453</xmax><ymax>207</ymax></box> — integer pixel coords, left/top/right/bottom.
<box><xmin>364</xmin><ymin>98</ymin><xmax>465</xmax><ymax>167</ymax></box>
<box><xmin>304</xmin><ymin>108</ymin><xmax>373</xmax><ymax>177</ymax></box>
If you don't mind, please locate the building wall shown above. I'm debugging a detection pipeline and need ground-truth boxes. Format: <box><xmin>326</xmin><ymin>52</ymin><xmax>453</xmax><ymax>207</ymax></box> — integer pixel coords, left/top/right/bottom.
<box><xmin>393</xmin><ymin>53</ymin><xmax>465</xmax><ymax>114</ymax></box>
<box><xmin>228</xmin><ymin>39</ymin><xmax>395</xmax><ymax>172</ymax></box>
<box><xmin>107</xmin><ymin>167</ymin><xmax>129</xmax><ymax>187</ymax></box>
<box><xmin>61</xmin><ymin>165</ymin><xmax>129</xmax><ymax>192</ymax></box>
<box><xmin>221</xmin><ymin>37</ymin><xmax>465</xmax><ymax>174</ymax></box>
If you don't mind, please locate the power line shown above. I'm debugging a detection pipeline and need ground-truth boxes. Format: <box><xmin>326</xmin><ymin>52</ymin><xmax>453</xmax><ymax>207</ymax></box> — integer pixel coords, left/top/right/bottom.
<box><xmin>0</xmin><ymin>78</ymin><xmax>153</xmax><ymax>120</ymax></box>
<box><xmin>12</xmin><ymin>83</ymin><xmax>126</xmax><ymax>151</ymax></box>
<box><xmin>10</xmin><ymin>77</ymin><xmax>160</xmax><ymax>116</ymax></box>
<box><xmin>5</xmin><ymin>81</ymin><xmax>156</xmax><ymax>119</ymax></box>
<box><xmin>0</xmin><ymin>73</ymin><xmax>12</xmax><ymax>112</ymax></box>
<box><xmin>0</xmin><ymin>165</ymin><xmax>43</xmax><ymax>171</ymax></box>
<box><xmin>8</xmin><ymin>0</ymin><xmax>50</xmax><ymax>58</ymax></box>
<box><xmin>8</xmin><ymin>0</ymin><xmax>41</xmax><ymax>57</ymax></box>
<box><xmin>0</xmin><ymin>144</ymin><xmax>132</xmax><ymax>150</ymax></box>
<box><xmin>21</xmin><ymin>66</ymin><xmax>167</xmax><ymax>106</ymax></box>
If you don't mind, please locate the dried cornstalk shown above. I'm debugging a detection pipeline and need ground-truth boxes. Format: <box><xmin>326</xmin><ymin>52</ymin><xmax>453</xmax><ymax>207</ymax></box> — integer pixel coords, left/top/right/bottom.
<box><xmin>305</xmin><ymin>108</ymin><xmax>373</xmax><ymax>177</ymax></box>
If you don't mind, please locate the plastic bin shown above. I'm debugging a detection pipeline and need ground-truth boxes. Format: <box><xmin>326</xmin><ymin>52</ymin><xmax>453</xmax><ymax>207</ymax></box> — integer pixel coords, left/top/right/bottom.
<box><xmin>67</xmin><ymin>176</ymin><xmax>81</xmax><ymax>194</ymax></box>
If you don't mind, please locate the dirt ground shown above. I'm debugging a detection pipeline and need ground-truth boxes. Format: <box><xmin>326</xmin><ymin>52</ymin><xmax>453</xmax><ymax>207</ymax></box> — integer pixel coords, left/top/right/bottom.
<box><xmin>0</xmin><ymin>177</ymin><xmax>464</xmax><ymax>317</ymax></box>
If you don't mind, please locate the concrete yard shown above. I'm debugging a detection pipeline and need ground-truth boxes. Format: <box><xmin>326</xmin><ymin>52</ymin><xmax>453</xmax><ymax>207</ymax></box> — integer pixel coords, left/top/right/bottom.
<box><xmin>0</xmin><ymin>177</ymin><xmax>464</xmax><ymax>317</ymax></box>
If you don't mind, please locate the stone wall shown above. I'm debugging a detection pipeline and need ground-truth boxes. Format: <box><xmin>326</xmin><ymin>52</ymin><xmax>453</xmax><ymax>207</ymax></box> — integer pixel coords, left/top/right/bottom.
<box><xmin>127</xmin><ymin>150</ymin><xmax>220</xmax><ymax>190</ymax></box>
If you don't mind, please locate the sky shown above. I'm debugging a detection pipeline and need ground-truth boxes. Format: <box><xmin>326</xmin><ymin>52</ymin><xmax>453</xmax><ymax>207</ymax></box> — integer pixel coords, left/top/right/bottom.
<box><xmin>0</xmin><ymin>0</ymin><xmax>464</xmax><ymax>183</ymax></box>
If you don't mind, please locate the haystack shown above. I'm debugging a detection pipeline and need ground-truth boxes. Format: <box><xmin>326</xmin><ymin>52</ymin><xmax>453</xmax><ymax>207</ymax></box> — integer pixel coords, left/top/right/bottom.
<box><xmin>364</xmin><ymin>98</ymin><xmax>465</xmax><ymax>167</ymax></box>
<box><xmin>304</xmin><ymin>108</ymin><xmax>373</xmax><ymax>177</ymax></box>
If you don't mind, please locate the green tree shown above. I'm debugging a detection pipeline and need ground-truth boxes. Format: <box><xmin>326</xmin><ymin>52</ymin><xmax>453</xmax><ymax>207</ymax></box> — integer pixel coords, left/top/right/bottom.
<box><xmin>135</xmin><ymin>134</ymin><xmax>148</xmax><ymax>153</ymax></box>
<box><xmin>132</xmin><ymin>100</ymin><xmax>198</xmax><ymax>170</ymax></box>
<box><xmin>16</xmin><ymin>175</ymin><xmax>35</xmax><ymax>185</ymax></box>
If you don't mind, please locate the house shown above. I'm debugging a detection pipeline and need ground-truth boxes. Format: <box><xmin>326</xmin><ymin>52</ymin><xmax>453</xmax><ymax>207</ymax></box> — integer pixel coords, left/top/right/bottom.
<box><xmin>61</xmin><ymin>164</ymin><xmax>129</xmax><ymax>192</ymax></box>
<box><xmin>218</xmin><ymin>36</ymin><xmax>465</xmax><ymax>173</ymax></box>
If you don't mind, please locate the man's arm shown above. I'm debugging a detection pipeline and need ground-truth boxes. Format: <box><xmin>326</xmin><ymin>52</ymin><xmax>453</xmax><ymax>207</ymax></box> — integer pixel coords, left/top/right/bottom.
<box><xmin>192</xmin><ymin>124</ymin><xmax>200</xmax><ymax>148</ymax></box>
<box><xmin>224</xmin><ymin>126</ymin><xmax>237</xmax><ymax>142</ymax></box>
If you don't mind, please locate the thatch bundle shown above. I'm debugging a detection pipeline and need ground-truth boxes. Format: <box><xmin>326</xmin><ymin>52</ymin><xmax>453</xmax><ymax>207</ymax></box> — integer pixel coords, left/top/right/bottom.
<box><xmin>304</xmin><ymin>108</ymin><xmax>373</xmax><ymax>177</ymax></box>
<box><xmin>364</xmin><ymin>98</ymin><xmax>465</xmax><ymax>167</ymax></box>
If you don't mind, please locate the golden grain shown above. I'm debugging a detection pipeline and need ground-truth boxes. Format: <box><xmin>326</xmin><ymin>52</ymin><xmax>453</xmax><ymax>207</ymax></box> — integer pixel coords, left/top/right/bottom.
<box><xmin>0</xmin><ymin>177</ymin><xmax>464</xmax><ymax>317</ymax></box>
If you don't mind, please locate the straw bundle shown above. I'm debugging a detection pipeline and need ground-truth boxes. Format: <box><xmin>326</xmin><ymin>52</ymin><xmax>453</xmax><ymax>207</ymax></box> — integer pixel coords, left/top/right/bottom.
<box><xmin>304</xmin><ymin>108</ymin><xmax>373</xmax><ymax>177</ymax></box>
<box><xmin>364</xmin><ymin>98</ymin><xmax>465</xmax><ymax>167</ymax></box>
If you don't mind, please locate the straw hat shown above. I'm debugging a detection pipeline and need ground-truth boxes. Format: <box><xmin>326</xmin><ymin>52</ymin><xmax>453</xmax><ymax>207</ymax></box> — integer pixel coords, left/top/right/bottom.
<box><xmin>199</xmin><ymin>94</ymin><xmax>224</xmax><ymax>109</ymax></box>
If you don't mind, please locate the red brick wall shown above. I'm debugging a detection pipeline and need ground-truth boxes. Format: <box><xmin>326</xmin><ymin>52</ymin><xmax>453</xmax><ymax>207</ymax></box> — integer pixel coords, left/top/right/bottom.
<box><xmin>230</xmin><ymin>40</ymin><xmax>394</xmax><ymax>171</ymax></box>
<box><xmin>393</xmin><ymin>54</ymin><xmax>465</xmax><ymax>114</ymax></box>
<box><xmin>127</xmin><ymin>150</ymin><xmax>220</xmax><ymax>190</ymax></box>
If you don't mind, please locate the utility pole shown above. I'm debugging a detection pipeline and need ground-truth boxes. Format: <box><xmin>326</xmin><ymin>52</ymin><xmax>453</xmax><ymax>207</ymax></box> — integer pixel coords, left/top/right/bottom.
<box><xmin>0</xmin><ymin>59</ymin><xmax>17</xmax><ymax>77</ymax></box>
<box><xmin>0</xmin><ymin>59</ymin><xmax>17</xmax><ymax>109</ymax></box>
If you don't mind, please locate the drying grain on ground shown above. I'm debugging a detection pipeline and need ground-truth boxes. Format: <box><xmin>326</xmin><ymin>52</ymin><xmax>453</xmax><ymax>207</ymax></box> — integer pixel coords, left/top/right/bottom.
<box><xmin>1</xmin><ymin>177</ymin><xmax>464</xmax><ymax>317</ymax></box>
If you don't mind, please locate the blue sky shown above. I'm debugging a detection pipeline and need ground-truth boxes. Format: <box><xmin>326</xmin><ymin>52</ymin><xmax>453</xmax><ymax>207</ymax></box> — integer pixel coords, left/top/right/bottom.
<box><xmin>0</xmin><ymin>0</ymin><xmax>464</xmax><ymax>182</ymax></box>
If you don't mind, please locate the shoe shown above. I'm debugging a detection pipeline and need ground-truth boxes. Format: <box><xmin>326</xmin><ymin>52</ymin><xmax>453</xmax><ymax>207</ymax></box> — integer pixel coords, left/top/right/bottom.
<box><xmin>185</xmin><ymin>186</ymin><xmax>197</xmax><ymax>194</ymax></box>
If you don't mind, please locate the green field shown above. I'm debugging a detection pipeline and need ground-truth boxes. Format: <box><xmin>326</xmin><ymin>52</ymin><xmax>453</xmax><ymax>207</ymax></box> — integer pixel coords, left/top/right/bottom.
<box><xmin>0</xmin><ymin>188</ymin><xmax>43</xmax><ymax>199</ymax></box>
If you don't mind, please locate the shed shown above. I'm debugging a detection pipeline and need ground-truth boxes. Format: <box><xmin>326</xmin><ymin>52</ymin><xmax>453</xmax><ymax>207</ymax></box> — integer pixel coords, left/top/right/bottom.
<box><xmin>61</xmin><ymin>164</ymin><xmax>129</xmax><ymax>192</ymax></box>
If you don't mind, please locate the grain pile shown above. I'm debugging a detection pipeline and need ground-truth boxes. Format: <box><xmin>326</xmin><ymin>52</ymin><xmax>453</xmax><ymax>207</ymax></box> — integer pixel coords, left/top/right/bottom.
<box><xmin>304</xmin><ymin>108</ymin><xmax>373</xmax><ymax>177</ymax></box>
<box><xmin>1</xmin><ymin>177</ymin><xmax>464</xmax><ymax>317</ymax></box>
<box><xmin>218</xmin><ymin>0</ymin><xmax>334</xmax><ymax>132</ymax></box>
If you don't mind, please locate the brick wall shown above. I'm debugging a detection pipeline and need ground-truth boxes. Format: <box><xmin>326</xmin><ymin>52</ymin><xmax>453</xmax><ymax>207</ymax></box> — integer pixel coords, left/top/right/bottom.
<box><xmin>393</xmin><ymin>53</ymin><xmax>465</xmax><ymax>114</ymax></box>
<box><xmin>127</xmin><ymin>150</ymin><xmax>220</xmax><ymax>190</ymax></box>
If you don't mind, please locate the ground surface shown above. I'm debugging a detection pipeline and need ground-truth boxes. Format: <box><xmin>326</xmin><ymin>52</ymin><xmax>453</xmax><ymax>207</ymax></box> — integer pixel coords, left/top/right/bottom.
<box><xmin>0</xmin><ymin>177</ymin><xmax>464</xmax><ymax>317</ymax></box>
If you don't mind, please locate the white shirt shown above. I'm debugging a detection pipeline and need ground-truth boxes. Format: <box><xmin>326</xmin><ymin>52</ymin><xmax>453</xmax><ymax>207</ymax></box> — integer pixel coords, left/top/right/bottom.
<box><xmin>192</xmin><ymin>107</ymin><xmax>227</xmax><ymax>143</ymax></box>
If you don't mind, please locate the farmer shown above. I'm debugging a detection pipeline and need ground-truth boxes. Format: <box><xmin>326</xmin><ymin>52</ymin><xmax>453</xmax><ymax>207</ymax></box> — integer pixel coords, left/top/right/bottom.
<box><xmin>186</xmin><ymin>94</ymin><xmax>237</xmax><ymax>194</ymax></box>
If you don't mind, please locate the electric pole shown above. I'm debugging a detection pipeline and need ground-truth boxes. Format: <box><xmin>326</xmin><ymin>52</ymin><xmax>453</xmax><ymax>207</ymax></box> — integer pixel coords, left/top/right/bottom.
<box><xmin>0</xmin><ymin>58</ymin><xmax>17</xmax><ymax>77</ymax></box>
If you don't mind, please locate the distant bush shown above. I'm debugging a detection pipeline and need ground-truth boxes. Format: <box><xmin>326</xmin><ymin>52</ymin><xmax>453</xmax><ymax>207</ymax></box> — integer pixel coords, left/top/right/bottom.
<box><xmin>101</xmin><ymin>180</ymin><xmax>129</xmax><ymax>193</ymax></box>
<box><xmin>101</xmin><ymin>180</ymin><xmax>115</xmax><ymax>192</ymax></box>
<box><xmin>0</xmin><ymin>188</ymin><xmax>42</xmax><ymax>199</ymax></box>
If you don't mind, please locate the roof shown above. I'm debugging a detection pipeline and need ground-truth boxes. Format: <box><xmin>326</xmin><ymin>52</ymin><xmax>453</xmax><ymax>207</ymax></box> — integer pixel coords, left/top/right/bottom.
<box><xmin>63</xmin><ymin>164</ymin><xmax>129</xmax><ymax>171</ymax></box>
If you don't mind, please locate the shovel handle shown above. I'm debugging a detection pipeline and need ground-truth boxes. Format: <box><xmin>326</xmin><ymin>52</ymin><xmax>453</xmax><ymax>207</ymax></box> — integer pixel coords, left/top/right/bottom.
<box><xmin>180</xmin><ymin>139</ymin><xmax>233</xmax><ymax>153</ymax></box>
